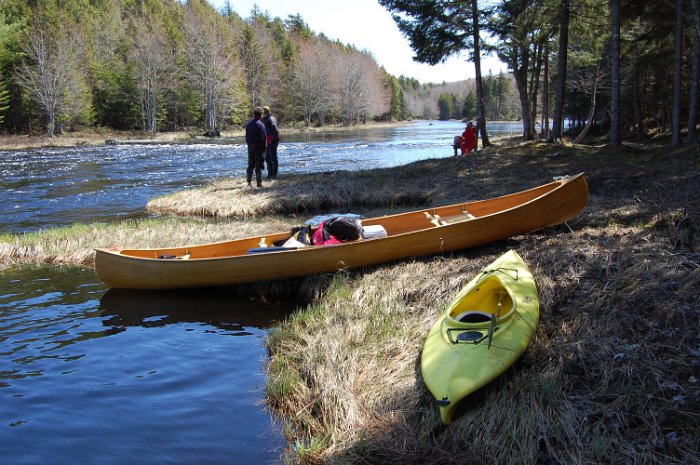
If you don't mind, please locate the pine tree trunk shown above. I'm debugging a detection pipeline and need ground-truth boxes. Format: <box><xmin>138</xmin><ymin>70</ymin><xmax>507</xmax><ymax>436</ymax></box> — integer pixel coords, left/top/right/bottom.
<box><xmin>574</xmin><ymin>60</ymin><xmax>601</xmax><ymax>144</ymax></box>
<box><xmin>471</xmin><ymin>0</ymin><xmax>490</xmax><ymax>147</ymax></box>
<box><xmin>672</xmin><ymin>0</ymin><xmax>684</xmax><ymax>146</ymax></box>
<box><xmin>529</xmin><ymin>39</ymin><xmax>543</xmax><ymax>138</ymax></box>
<box><xmin>610</xmin><ymin>0</ymin><xmax>621</xmax><ymax>145</ymax></box>
<box><xmin>542</xmin><ymin>44</ymin><xmax>550</xmax><ymax>140</ymax></box>
<box><xmin>551</xmin><ymin>0</ymin><xmax>570</xmax><ymax>142</ymax></box>
<box><xmin>689</xmin><ymin>0</ymin><xmax>700</xmax><ymax>145</ymax></box>
<box><xmin>633</xmin><ymin>65</ymin><xmax>645</xmax><ymax>139</ymax></box>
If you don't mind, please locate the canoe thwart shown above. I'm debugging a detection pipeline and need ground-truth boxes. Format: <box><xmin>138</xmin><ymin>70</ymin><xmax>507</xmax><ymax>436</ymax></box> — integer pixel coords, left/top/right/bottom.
<box><xmin>247</xmin><ymin>246</ymin><xmax>299</xmax><ymax>254</ymax></box>
<box><xmin>424</xmin><ymin>210</ymin><xmax>477</xmax><ymax>226</ymax></box>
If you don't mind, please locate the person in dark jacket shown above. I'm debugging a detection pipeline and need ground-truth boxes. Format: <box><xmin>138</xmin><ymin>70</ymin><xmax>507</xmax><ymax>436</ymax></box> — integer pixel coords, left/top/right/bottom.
<box><xmin>245</xmin><ymin>107</ymin><xmax>267</xmax><ymax>187</ymax></box>
<box><xmin>262</xmin><ymin>105</ymin><xmax>280</xmax><ymax>179</ymax></box>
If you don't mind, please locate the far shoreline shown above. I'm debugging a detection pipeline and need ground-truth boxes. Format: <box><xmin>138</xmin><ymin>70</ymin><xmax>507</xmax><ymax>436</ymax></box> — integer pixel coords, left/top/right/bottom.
<box><xmin>0</xmin><ymin>120</ymin><xmax>417</xmax><ymax>151</ymax></box>
<box><xmin>0</xmin><ymin>119</ymin><xmax>523</xmax><ymax>151</ymax></box>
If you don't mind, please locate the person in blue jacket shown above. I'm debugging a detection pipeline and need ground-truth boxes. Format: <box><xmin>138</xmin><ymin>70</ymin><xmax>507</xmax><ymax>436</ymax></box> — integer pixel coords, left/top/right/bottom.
<box><xmin>262</xmin><ymin>105</ymin><xmax>280</xmax><ymax>179</ymax></box>
<box><xmin>245</xmin><ymin>106</ymin><xmax>267</xmax><ymax>187</ymax></box>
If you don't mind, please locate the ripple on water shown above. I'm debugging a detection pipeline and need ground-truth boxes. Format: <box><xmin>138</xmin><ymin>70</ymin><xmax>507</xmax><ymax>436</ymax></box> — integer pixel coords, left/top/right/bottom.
<box><xmin>0</xmin><ymin>267</ymin><xmax>296</xmax><ymax>465</ymax></box>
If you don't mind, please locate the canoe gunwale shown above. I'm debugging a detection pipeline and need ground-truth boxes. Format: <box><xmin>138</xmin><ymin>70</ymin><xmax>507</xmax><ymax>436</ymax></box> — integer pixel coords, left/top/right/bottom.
<box><xmin>95</xmin><ymin>174</ymin><xmax>588</xmax><ymax>289</ymax></box>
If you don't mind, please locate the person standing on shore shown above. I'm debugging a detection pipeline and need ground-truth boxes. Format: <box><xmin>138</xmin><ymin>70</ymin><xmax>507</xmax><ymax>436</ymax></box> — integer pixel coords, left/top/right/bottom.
<box><xmin>262</xmin><ymin>105</ymin><xmax>280</xmax><ymax>179</ymax></box>
<box><xmin>245</xmin><ymin>106</ymin><xmax>267</xmax><ymax>188</ymax></box>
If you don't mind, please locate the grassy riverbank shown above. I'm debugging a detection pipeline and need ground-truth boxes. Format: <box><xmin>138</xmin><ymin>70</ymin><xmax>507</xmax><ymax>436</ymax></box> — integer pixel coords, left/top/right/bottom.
<box><xmin>260</xmin><ymin>142</ymin><xmax>698</xmax><ymax>464</ymax></box>
<box><xmin>1</xmin><ymin>139</ymin><xmax>698</xmax><ymax>464</ymax></box>
<box><xmin>0</xmin><ymin>216</ymin><xmax>298</xmax><ymax>269</ymax></box>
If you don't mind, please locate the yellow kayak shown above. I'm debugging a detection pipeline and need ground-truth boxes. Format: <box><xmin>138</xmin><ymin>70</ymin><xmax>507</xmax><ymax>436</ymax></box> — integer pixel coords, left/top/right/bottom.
<box><xmin>421</xmin><ymin>250</ymin><xmax>540</xmax><ymax>424</ymax></box>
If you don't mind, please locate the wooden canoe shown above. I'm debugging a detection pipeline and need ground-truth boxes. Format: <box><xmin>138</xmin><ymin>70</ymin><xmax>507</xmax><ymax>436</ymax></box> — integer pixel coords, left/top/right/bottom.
<box><xmin>94</xmin><ymin>173</ymin><xmax>588</xmax><ymax>289</ymax></box>
<box><xmin>420</xmin><ymin>250</ymin><xmax>539</xmax><ymax>424</ymax></box>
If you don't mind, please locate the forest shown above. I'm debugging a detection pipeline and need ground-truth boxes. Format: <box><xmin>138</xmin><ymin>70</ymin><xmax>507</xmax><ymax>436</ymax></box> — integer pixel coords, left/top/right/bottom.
<box><xmin>0</xmin><ymin>0</ymin><xmax>699</xmax><ymax>146</ymax></box>
<box><xmin>0</xmin><ymin>0</ymin><xmax>408</xmax><ymax>137</ymax></box>
<box><xmin>381</xmin><ymin>0</ymin><xmax>700</xmax><ymax>146</ymax></box>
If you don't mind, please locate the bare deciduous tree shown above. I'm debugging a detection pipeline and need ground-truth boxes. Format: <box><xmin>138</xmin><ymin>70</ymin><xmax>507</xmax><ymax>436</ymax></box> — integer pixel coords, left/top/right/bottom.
<box><xmin>240</xmin><ymin>20</ymin><xmax>282</xmax><ymax>109</ymax></box>
<box><xmin>14</xmin><ymin>19</ymin><xmax>85</xmax><ymax>139</ymax></box>
<box><xmin>289</xmin><ymin>41</ymin><xmax>336</xmax><ymax>126</ymax></box>
<box><xmin>180</xmin><ymin>2</ymin><xmax>242</xmax><ymax>135</ymax></box>
<box><xmin>336</xmin><ymin>50</ymin><xmax>389</xmax><ymax>125</ymax></box>
<box><xmin>128</xmin><ymin>14</ymin><xmax>175</xmax><ymax>133</ymax></box>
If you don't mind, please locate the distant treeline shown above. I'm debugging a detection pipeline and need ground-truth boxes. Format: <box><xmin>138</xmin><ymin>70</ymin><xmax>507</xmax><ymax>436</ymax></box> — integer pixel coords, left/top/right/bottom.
<box><xmin>0</xmin><ymin>0</ymin><xmax>517</xmax><ymax>138</ymax></box>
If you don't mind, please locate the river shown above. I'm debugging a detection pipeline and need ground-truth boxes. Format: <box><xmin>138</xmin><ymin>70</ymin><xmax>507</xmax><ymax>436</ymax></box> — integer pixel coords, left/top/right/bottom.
<box><xmin>0</xmin><ymin>121</ymin><xmax>522</xmax><ymax>464</ymax></box>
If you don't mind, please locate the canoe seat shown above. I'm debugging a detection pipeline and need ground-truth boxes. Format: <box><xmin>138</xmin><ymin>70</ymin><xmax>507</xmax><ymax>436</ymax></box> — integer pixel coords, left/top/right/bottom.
<box><xmin>157</xmin><ymin>254</ymin><xmax>190</xmax><ymax>260</ymax></box>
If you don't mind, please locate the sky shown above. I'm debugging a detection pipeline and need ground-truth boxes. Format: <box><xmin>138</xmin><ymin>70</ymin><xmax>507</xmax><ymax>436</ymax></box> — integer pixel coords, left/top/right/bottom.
<box><xmin>210</xmin><ymin>0</ymin><xmax>508</xmax><ymax>84</ymax></box>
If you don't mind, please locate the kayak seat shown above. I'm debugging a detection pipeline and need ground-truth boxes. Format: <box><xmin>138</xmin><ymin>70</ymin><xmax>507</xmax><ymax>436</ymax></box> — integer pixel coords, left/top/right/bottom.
<box><xmin>454</xmin><ymin>310</ymin><xmax>492</xmax><ymax>323</ymax></box>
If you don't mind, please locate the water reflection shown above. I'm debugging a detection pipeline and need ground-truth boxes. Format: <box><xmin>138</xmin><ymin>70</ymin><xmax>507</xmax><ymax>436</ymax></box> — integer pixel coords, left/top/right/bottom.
<box><xmin>99</xmin><ymin>287</ymin><xmax>299</xmax><ymax>333</ymax></box>
<box><xmin>0</xmin><ymin>268</ymin><xmax>292</xmax><ymax>465</ymax></box>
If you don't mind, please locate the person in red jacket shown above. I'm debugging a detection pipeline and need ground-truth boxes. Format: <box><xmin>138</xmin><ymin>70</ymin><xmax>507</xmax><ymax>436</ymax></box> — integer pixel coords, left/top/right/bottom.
<box><xmin>460</xmin><ymin>121</ymin><xmax>478</xmax><ymax>155</ymax></box>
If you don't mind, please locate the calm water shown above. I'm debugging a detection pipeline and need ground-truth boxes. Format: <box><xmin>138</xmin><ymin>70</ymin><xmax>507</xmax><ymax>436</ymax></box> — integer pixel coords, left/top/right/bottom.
<box><xmin>1</xmin><ymin>267</ymin><xmax>296</xmax><ymax>465</ymax></box>
<box><xmin>0</xmin><ymin>121</ymin><xmax>522</xmax><ymax>464</ymax></box>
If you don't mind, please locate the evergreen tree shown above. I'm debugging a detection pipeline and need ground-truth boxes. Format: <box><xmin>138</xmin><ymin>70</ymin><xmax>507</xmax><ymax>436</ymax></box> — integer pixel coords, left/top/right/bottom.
<box><xmin>0</xmin><ymin>78</ymin><xmax>9</xmax><ymax>125</ymax></box>
<box><xmin>379</xmin><ymin>0</ymin><xmax>491</xmax><ymax>145</ymax></box>
<box><xmin>463</xmin><ymin>90</ymin><xmax>477</xmax><ymax>119</ymax></box>
<box><xmin>389</xmin><ymin>75</ymin><xmax>406</xmax><ymax>121</ymax></box>
<box><xmin>438</xmin><ymin>92</ymin><xmax>456</xmax><ymax>120</ymax></box>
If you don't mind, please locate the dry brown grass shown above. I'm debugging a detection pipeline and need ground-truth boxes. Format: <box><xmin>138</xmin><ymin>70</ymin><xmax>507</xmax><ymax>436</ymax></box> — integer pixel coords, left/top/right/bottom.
<box><xmin>264</xmin><ymin>142</ymin><xmax>700</xmax><ymax>464</ymax></box>
<box><xmin>146</xmin><ymin>167</ymin><xmax>436</xmax><ymax>219</ymax></box>
<box><xmin>0</xmin><ymin>216</ymin><xmax>297</xmax><ymax>269</ymax></box>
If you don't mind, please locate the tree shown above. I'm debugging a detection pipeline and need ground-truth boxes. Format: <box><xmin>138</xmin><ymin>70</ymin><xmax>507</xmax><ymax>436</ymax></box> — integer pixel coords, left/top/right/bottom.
<box><xmin>0</xmin><ymin>6</ymin><xmax>25</xmax><ymax>130</ymax></box>
<box><xmin>379</xmin><ymin>0</ymin><xmax>490</xmax><ymax>146</ymax></box>
<box><xmin>0</xmin><ymin>78</ymin><xmax>9</xmax><ymax>124</ymax></box>
<box><xmin>289</xmin><ymin>40</ymin><xmax>336</xmax><ymax>126</ymax></box>
<box><xmin>492</xmin><ymin>0</ymin><xmax>551</xmax><ymax>140</ymax></box>
<box><xmin>469</xmin><ymin>0</ymin><xmax>490</xmax><ymax>146</ymax></box>
<box><xmin>239</xmin><ymin>17</ymin><xmax>283</xmax><ymax>109</ymax></box>
<box><xmin>672</xmin><ymin>0</ymin><xmax>684</xmax><ymax>146</ymax></box>
<box><xmin>388</xmin><ymin>75</ymin><xmax>407</xmax><ymax>121</ymax></box>
<box><xmin>14</xmin><ymin>12</ymin><xmax>86</xmax><ymax>139</ymax></box>
<box><xmin>495</xmin><ymin>71</ymin><xmax>510</xmax><ymax>120</ymax></box>
<box><xmin>438</xmin><ymin>92</ymin><xmax>457</xmax><ymax>120</ymax></box>
<box><xmin>689</xmin><ymin>0</ymin><xmax>700</xmax><ymax>145</ymax></box>
<box><xmin>180</xmin><ymin>1</ymin><xmax>242</xmax><ymax>135</ymax></box>
<box><xmin>566</xmin><ymin>0</ymin><xmax>608</xmax><ymax>144</ymax></box>
<box><xmin>549</xmin><ymin>0</ymin><xmax>570</xmax><ymax>142</ymax></box>
<box><xmin>128</xmin><ymin>13</ymin><xmax>175</xmax><ymax>133</ymax></box>
<box><xmin>610</xmin><ymin>0</ymin><xmax>621</xmax><ymax>145</ymax></box>
<box><xmin>335</xmin><ymin>50</ymin><xmax>388</xmax><ymax>125</ymax></box>
<box><xmin>463</xmin><ymin>90</ymin><xmax>477</xmax><ymax>118</ymax></box>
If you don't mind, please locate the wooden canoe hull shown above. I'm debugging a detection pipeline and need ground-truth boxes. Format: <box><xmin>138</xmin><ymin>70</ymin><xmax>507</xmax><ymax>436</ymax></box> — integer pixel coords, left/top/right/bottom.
<box><xmin>420</xmin><ymin>250</ymin><xmax>540</xmax><ymax>424</ymax></box>
<box><xmin>95</xmin><ymin>174</ymin><xmax>588</xmax><ymax>289</ymax></box>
